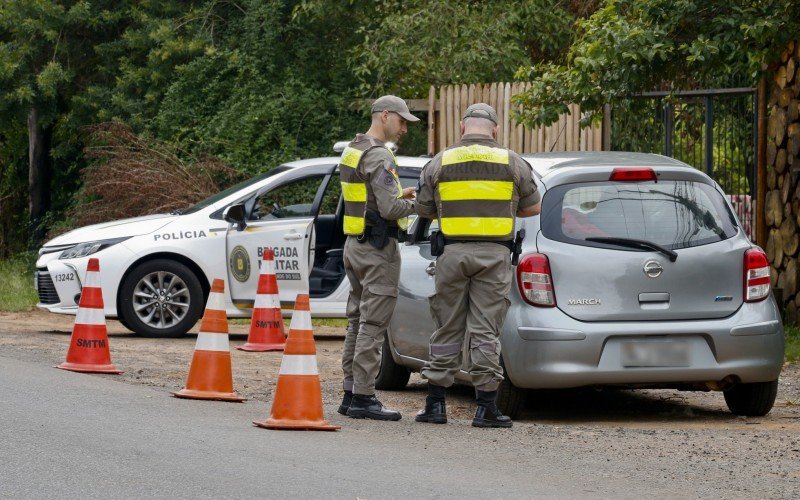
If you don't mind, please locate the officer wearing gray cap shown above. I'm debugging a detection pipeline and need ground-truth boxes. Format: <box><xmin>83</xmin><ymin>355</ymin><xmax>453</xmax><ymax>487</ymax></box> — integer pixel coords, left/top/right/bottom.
<box><xmin>337</xmin><ymin>95</ymin><xmax>419</xmax><ymax>421</ymax></box>
<box><xmin>414</xmin><ymin>103</ymin><xmax>541</xmax><ymax>428</ymax></box>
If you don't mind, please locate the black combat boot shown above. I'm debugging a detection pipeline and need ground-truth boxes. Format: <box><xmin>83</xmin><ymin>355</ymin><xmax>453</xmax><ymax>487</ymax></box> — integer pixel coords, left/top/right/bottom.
<box><xmin>337</xmin><ymin>390</ymin><xmax>353</xmax><ymax>416</ymax></box>
<box><xmin>415</xmin><ymin>384</ymin><xmax>447</xmax><ymax>424</ymax></box>
<box><xmin>346</xmin><ymin>394</ymin><xmax>402</xmax><ymax>421</ymax></box>
<box><xmin>472</xmin><ymin>390</ymin><xmax>513</xmax><ymax>428</ymax></box>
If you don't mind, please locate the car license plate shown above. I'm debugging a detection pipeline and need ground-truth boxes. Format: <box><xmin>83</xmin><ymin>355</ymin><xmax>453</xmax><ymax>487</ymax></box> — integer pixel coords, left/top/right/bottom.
<box><xmin>621</xmin><ymin>340</ymin><xmax>690</xmax><ymax>367</ymax></box>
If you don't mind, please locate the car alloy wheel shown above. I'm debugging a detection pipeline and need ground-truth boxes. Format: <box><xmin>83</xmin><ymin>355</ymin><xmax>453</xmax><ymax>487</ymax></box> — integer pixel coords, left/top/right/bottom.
<box><xmin>132</xmin><ymin>271</ymin><xmax>191</xmax><ymax>330</ymax></box>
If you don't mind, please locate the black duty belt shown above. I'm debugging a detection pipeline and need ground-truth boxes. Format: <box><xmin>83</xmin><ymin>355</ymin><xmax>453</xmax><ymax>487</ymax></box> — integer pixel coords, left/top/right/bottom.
<box><xmin>443</xmin><ymin>238</ymin><xmax>513</xmax><ymax>251</ymax></box>
<box><xmin>364</xmin><ymin>225</ymin><xmax>401</xmax><ymax>239</ymax></box>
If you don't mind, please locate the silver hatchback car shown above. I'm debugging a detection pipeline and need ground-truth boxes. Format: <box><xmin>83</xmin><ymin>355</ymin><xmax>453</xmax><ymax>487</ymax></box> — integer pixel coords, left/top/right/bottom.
<box><xmin>381</xmin><ymin>152</ymin><xmax>784</xmax><ymax>418</ymax></box>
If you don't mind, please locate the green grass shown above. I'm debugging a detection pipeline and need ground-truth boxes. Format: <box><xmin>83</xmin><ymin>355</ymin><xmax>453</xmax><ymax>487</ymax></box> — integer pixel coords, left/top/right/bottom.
<box><xmin>231</xmin><ymin>317</ymin><xmax>347</xmax><ymax>328</ymax></box>
<box><xmin>0</xmin><ymin>254</ymin><xmax>39</xmax><ymax>312</ymax></box>
<box><xmin>784</xmin><ymin>325</ymin><xmax>800</xmax><ymax>364</ymax></box>
<box><xmin>311</xmin><ymin>317</ymin><xmax>348</xmax><ymax>328</ymax></box>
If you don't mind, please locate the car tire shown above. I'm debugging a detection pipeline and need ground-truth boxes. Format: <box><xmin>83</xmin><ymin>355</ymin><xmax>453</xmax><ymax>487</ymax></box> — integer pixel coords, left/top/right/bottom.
<box><xmin>496</xmin><ymin>357</ymin><xmax>526</xmax><ymax>419</ymax></box>
<box><xmin>723</xmin><ymin>379</ymin><xmax>779</xmax><ymax>417</ymax></box>
<box><xmin>115</xmin><ymin>314</ymin><xmax>132</xmax><ymax>333</ymax></box>
<box><xmin>375</xmin><ymin>334</ymin><xmax>411</xmax><ymax>390</ymax></box>
<box><xmin>118</xmin><ymin>259</ymin><xmax>204</xmax><ymax>338</ymax></box>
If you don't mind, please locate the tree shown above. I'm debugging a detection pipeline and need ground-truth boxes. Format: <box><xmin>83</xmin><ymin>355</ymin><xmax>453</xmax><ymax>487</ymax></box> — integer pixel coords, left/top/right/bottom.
<box><xmin>0</xmin><ymin>1</ymin><xmax>218</xmax><ymax>249</ymax></box>
<box><xmin>514</xmin><ymin>0</ymin><xmax>800</xmax><ymax>127</ymax></box>
<box><xmin>0</xmin><ymin>0</ymin><xmax>137</xmax><ymax>243</ymax></box>
<box><xmin>340</xmin><ymin>0</ymin><xmax>582</xmax><ymax>97</ymax></box>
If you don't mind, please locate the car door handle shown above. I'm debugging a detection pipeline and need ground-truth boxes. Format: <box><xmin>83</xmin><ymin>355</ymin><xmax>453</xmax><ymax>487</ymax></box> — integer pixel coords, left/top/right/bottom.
<box><xmin>283</xmin><ymin>231</ymin><xmax>304</xmax><ymax>240</ymax></box>
<box><xmin>425</xmin><ymin>262</ymin><xmax>436</xmax><ymax>276</ymax></box>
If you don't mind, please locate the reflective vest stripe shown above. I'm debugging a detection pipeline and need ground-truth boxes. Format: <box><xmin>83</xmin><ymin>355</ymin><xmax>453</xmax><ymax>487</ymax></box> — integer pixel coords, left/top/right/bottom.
<box><xmin>341</xmin><ymin>182</ymin><xmax>367</xmax><ymax>202</ymax></box>
<box><xmin>339</xmin><ymin>140</ymin><xmax>407</xmax><ymax>235</ymax></box>
<box><xmin>438</xmin><ymin>180</ymin><xmax>514</xmax><ymax>201</ymax></box>
<box><xmin>343</xmin><ymin>215</ymin><xmax>364</xmax><ymax>234</ymax></box>
<box><xmin>340</xmin><ymin>147</ymin><xmax>363</xmax><ymax>168</ymax></box>
<box><xmin>340</xmin><ymin>144</ymin><xmax>368</xmax><ymax>235</ymax></box>
<box><xmin>442</xmin><ymin>144</ymin><xmax>509</xmax><ymax>166</ymax></box>
<box><xmin>440</xmin><ymin>217</ymin><xmax>514</xmax><ymax>237</ymax></box>
<box><xmin>437</xmin><ymin>144</ymin><xmax>514</xmax><ymax>239</ymax></box>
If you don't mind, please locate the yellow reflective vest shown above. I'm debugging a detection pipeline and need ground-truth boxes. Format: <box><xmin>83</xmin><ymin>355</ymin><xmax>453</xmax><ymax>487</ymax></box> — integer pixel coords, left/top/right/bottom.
<box><xmin>339</xmin><ymin>137</ymin><xmax>407</xmax><ymax>236</ymax></box>
<box><xmin>437</xmin><ymin>143</ymin><xmax>515</xmax><ymax>239</ymax></box>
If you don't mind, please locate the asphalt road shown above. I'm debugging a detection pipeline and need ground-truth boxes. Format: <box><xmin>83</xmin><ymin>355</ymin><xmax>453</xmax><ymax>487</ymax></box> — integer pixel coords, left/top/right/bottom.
<box><xmin>0</xmin><ymin>355</ymin><xmax>714</xmax><ymax>500</ymax></box>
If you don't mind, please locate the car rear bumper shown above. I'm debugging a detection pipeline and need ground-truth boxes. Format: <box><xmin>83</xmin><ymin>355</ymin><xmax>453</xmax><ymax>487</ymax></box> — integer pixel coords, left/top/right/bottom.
<box><xmin>502</xmin><ymin>298</ymin><xmax>785</xmax><ymax>389</ymax></box>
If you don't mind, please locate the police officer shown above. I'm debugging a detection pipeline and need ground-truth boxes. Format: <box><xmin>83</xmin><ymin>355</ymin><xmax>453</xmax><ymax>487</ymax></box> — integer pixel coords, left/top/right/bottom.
<box><xmin>414</xmin><ymin>103</ymin><xmax>541</xmax><ymax>428</ymax></box>
<box><xmin>338</xmin><ymin>95</ymin><xmax>418</xmax><ymax>421</ymax></box>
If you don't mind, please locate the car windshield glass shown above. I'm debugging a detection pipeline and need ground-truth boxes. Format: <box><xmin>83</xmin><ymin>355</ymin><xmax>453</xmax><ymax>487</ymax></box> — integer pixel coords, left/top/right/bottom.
<box><xmin>541</xmin><ymin>180</ymin><xmax>738</xmax><ymax>250</ymax></box>
<box><xmin>179</xmin><ymin>166</ymin><xmax>292</xmax><ymax>215</ymax></box>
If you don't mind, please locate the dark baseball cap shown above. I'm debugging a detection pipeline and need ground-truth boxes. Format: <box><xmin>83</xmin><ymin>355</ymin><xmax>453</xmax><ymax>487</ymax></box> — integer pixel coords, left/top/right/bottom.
<box><xmin>372</xmin><ymin>95</ymin><xmax>420</xmax><ymax>122</ymax></box>
<box><xmin>463</xmin><ymin>103</ymin><xmax>498</xmax><ymax>124</ymax></box>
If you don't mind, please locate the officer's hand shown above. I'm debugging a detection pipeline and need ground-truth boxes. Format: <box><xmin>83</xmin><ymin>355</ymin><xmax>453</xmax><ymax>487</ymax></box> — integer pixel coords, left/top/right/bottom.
<box><xmin>402</xmin><ymin>186</ymin><xmax>417</xmax><ymax>200</ymax></box>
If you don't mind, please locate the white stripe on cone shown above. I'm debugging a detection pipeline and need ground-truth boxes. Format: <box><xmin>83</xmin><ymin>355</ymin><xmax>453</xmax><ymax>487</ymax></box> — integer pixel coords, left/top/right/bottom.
<box><xmin>205</xmin><ymin>291</ymin><xmax>225</xmax><ymax>312</ymax></box>
<box><xmin>83</xmin><ymin>271</ymin><xmax>101</xmax><ymax>288</ymax></box>
<box><xmin>260</xmin><ymin>258</ymin><xmax>276</xmax><ymax>274</ymax></box>
<box><xmin>254</xmin><ymin>293</ymin><xmax>280</xmax><ymax>309</ymax></box>
<box><xmin>278</xmin><ymin>355</ymin><xmax>319</xmax><ymax>375</ymax></box>
<box><xmin>195</xmin><ymin>332</ymin><xmax>230</xmax><ymax>352</ymax></box>
<box><xmin>288</xmin><ymin>310</ymin><xmax>312</xmax><ymax>331</ymax></box>
<box><xmin>76</xmin><ymin>307</ymin><xmax>106</xmax><ymax>326</ymax></box>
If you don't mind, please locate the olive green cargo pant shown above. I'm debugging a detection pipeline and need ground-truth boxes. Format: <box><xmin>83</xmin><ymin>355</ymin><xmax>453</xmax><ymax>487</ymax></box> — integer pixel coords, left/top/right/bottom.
<box><xmin>341</xmin><ymin>235</ymin><xmax>401</xmax><ymax>396</ymax></box>
<box><xmin>421</xmin><ymin>242</ymin><xmax>512</xmax><ymax>392</ymax></box>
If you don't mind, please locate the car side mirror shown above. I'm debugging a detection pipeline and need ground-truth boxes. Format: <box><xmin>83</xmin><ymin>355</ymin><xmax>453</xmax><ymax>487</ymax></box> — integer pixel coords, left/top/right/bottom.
<box><xmin>223</xmin><ymin>203</ymin><xmax>247</xmax><ymax>231</ymax></box>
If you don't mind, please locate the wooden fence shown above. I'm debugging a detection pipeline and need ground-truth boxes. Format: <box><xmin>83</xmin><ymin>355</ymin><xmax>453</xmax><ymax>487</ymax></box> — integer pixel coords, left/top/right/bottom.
<box><xmin>426</xmin><ymin>83</ymin><xmax>605</xmax><ymax>156</ymax></box>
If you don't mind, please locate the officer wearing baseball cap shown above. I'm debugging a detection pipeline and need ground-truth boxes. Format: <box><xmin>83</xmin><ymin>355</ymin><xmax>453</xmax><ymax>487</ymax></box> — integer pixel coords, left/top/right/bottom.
<box><xmin>414</xmin><ymin>103</ymin><xmax>541</xmax><ymax>428</ymax></box>
<box><xmin>337</xmin><ymin>95</ymin><xmax>418</xmax><ymax>421</ymax></box>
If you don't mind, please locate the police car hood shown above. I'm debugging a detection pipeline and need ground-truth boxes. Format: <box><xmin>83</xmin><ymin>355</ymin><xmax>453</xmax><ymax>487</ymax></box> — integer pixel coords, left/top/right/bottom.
<box><xmin>44</xmin><ymin>214</ymin><xmax>178</xmax><ymax>246</ymax></box>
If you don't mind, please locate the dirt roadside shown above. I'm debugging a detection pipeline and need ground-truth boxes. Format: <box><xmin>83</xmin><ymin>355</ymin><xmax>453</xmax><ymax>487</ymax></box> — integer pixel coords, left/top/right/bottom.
<box><xmin>2</xmin><ymin>309</ymin><xmax>800</xmax><ymax>497</ymax></box>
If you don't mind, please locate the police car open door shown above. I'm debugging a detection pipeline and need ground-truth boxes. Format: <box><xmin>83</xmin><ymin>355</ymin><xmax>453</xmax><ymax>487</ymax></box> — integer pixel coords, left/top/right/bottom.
<box><xmin>225</xmin><ymin>172</ymin><xmax>328</xmax><ymax>311</ymax></box>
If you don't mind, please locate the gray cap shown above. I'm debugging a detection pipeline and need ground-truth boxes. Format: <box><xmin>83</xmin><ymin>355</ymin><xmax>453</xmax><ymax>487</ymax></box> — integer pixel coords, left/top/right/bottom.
<box><xmin>371</xmin><ymin>95</ymin><xmax>420</xmax><ymax>122</ymax></box>
<box><xmin>463</xmin><ymin>103</ymin><xmax>498</xmax><ymax>124</ymax></box>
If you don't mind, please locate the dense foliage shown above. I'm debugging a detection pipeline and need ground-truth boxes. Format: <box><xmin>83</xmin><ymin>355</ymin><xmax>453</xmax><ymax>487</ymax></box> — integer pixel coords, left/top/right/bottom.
<box><xmin>514</xmin><ymin>0</ymin><xmax>800</xmax><ymax>127</ymax></box>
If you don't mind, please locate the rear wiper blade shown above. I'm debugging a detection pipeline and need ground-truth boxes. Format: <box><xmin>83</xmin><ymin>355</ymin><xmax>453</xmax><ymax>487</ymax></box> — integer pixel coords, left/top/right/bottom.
<box><xmin>585</xmin><ymin>237</ymin><xmax>678</xmax><ymax>262</ymax></box>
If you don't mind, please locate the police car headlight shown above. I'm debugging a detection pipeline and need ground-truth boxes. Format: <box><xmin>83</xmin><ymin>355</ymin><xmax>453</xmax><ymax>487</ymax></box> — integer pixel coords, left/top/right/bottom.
<box><xmin>59</xmin><ymin>237</ymin><xmax>130</xmax><ymax>260</ymax></box>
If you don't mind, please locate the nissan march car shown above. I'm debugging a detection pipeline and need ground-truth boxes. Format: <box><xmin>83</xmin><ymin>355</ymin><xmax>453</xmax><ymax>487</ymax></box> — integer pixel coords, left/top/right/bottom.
<box><xmin>36</xmin><ymin>153</ymin><xmax>426</xmax><ymax>338</ymax></box>
<box><xmin>382</xmin><ymin>152</ymin><xmax>784</xmax><ymax>418</ymax></box>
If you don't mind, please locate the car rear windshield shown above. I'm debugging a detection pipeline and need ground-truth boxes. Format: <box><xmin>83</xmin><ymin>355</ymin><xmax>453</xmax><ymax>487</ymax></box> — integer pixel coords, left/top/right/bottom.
<box><xmin>541</xmin><ymin>180</ymin><xmax>739</xmax><ymax>250</ymax></box>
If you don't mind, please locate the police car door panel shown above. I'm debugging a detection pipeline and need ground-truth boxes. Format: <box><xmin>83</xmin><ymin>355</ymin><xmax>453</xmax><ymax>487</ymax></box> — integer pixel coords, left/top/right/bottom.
<box><xmin>225</xmin><ymin>172</ymin><xmax>326</xmax><ymax>310</ymax></box>
<box><xmin>226</xmin><ymin>218</ymin><xmax>313</xmax><ymax>310</ymax></box>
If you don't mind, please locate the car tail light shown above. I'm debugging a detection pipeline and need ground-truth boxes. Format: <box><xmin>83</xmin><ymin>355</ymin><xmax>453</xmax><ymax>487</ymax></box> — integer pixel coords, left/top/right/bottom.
<box><xmin>609</xmin><ymin>167</ymin><xmax>657</xmax><ymax>182</ymax></box>
<box><xmin>517</xmin><ymin>253</ymin><xmax>556</xmax><ymax>307</ymax></box>
<box><xmin>744</xmin><ymin>248</ymin><xmax>770</xmax><ymax>302</ymax></box>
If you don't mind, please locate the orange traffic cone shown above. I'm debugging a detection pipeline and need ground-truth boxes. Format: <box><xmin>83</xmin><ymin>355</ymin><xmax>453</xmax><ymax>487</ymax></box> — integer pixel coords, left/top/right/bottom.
<box><xmin>237</xmin><ymin>249</ymin><xmax>286</xmax><ymax>352</ymax></box>
<box><xmin>56</xmin><ymin>258</ymin><xmax>122</xmax><ymax>374</ymax></box>
<box><xmin>254</xmin><ymin>293</ymin><xmax>339</xmax><ymax>431</ymax></box>
<box><xmin>172</xmin><ymin>278</ymin><xmax>245</xmax><ymax>402</ymax></box>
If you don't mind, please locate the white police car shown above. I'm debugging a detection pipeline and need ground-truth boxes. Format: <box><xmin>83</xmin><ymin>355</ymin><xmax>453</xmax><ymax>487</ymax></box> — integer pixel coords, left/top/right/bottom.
<box><xmin>36</xmin><ymin>151</ymin><xmax>426</xmax><ymax>337</ymax></box>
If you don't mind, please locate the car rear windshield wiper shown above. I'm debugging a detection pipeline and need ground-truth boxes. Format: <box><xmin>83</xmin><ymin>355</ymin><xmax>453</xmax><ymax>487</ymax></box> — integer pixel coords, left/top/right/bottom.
<box><xmin>585</xmin><ymin>236</ymin><xmax>678</xmax><ymax>262</ymax></box>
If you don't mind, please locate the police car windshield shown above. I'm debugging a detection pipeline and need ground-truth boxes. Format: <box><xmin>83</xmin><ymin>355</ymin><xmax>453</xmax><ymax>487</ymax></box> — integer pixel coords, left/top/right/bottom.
<box><xmin>178</xmin><ymin>166</ymin><xmax>292</xmax><ymax>215</ymax></box>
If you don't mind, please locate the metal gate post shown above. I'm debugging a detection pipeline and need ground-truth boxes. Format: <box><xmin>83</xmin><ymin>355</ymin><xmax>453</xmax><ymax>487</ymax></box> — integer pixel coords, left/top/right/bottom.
<box><xmin>664</xmin><ymin>102</ymin><xmax>674</xmax><ymax>157</ymax></box>
<box><xmin>705</xmin><ymin>96</ymin><xmax>714</xmax><ymax>175</ymax></box>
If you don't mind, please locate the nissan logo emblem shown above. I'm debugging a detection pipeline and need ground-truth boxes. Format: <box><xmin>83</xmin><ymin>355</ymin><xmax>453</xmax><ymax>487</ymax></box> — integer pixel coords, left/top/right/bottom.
<box><xmin>643</xmin><ymin>260</ymin><xmax>663</xmax><ymax>278</ymax></box>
